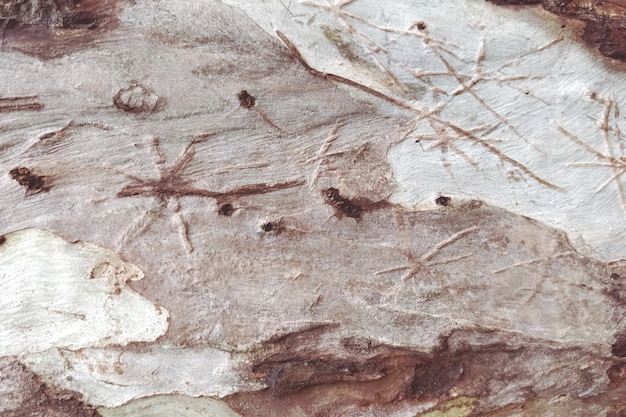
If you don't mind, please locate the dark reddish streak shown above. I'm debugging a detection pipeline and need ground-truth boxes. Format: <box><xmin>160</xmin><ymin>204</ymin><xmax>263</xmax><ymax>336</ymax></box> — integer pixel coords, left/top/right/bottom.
<box><xmin>0</xmin><ymin>96</ymin><xmax>44</xmax><ymax>112</ymax></box>
<box><xmin>117</xmin><ymin>179</ymin><xmax>305</xmax><ymax>199</ymax></box>
<box><xmin>275</xmin><ymin>30</ymin><xmax>413</xmax><ymax>110</ymax></box>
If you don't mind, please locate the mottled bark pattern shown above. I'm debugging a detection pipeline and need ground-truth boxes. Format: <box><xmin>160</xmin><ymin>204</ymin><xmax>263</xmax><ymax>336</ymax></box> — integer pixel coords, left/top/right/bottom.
<box><xmin>2</xmin><ymin>0</ymin><xmax>626</xmax><ymax>416</ymax></box>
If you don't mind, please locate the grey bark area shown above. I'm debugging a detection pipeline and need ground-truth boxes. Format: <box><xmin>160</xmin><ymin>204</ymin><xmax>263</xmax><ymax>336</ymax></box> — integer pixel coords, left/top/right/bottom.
<box><xmin>1</xmin><ymin>1</ymin><xmax>626</xmax><ymax>416</ymax></box>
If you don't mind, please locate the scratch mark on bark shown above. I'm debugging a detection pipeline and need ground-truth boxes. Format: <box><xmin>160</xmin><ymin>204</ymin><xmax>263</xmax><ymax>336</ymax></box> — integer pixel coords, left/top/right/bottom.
<box><xmin>0</xmin><ymin>96</ymin><xmax>43</xmax><ymax>112</ymax></box>
<box><xmin>276</xmin><ymin>5</ymin><xmax>564</xmax><ymax>191</ymax></box>
<box><xmin>559</xmin><ymin>95</ymin><xmax>626</xmax><ymax>212</ymax></box>
<box><xmin>113</xmin><ymin>131</ymin><xmax>305</xmax><ymax>250</ymax></box>
<box><xmin>492</xmin><ymin>251</ymin><xmax>576</xmax><ymax>274</ymax></box>
<box><xmin>375</xmin><ymin>226</ymin><xmax>478</xmax><ymax>282</ymax></box>
<box><xmin>308</xmin><ymin>120</ymin><xmax>344</xmax><ymax>188</ymax></box>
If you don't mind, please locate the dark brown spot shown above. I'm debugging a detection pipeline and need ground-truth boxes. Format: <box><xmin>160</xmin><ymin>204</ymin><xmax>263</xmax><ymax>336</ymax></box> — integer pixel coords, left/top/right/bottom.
<box><xmin>262</xmin><ymin>222</ymin><xmax>276</xmax><ymax>232</ymax></box>
<box><xmin>113</xmin><ymin>283</ymin><xmax>122</xmax><ymax>296</ymax></box>
<box><xmin>218</xmin><ymin>203</ymin><xmax>235</xmax><ymax>216</ymax></box>
<box><xmin>435</xmin><ymin>196</ymin><xmax>451</xmax><ymax>206</ymax></box>
<box><xmin>10</xmin><ymin>167</ymin><xmax>48</xmax><ymax>195</ymax></box>
<box><xmin>611</xmin><ymin>273</ymin><xmax>622</xmax><ymax>280</ymax></box>
<box><xmin>416</xmin><ymin>21</ymin><xmax>427</xmax><ymax>31</ymax></box>
<box><xmin>324</xmin><ymin>187</ymin><xmax>361</xmax><ymax>218</ymax></box>
<box><xmin>238</xmin><ymin>90</ymin><xmax>256</xmax><ymax>109</ymax></box>
<box><xmin>0</xmin><ymin>235</ymin><xmax>5</xmax><ymax>245</ymax></box>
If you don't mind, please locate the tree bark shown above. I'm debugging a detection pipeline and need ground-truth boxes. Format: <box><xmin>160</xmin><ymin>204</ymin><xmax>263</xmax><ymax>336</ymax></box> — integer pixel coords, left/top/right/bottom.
<box><xmin>1</xmin><ymin>1</ymin><xmax>626</xmax><ymax>416</ymax></box>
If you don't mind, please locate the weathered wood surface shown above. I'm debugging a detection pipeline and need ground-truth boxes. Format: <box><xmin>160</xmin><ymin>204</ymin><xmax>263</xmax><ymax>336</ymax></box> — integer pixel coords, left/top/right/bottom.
<box><xmin>1</xmin><ymin>1</ymin><xmax>626</xmax><ymax>416</ymax></box>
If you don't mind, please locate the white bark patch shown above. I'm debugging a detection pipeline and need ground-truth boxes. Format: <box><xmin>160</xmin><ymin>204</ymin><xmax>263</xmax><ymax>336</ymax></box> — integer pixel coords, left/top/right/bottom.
<box><xmin>98</xmin><ymin>395</ymin><xmax>243</xmax><ymax>417</ymax></box>
<box><xmin>0</xmin><ymin>228</ymin><xmax>168</xmax><ymax>356</ymax></box>
<box><xmin>225</xmin><ymin>0</ymin><xmax>626</xmax><ymax>262</ymax></box>
<box><xmin>22</xmin><ymin>346</ymin><xmax>256</xmax><ymax>407</ymax></box>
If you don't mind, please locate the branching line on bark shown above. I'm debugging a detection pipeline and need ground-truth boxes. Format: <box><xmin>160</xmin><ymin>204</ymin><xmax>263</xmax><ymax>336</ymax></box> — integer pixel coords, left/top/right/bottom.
<box><xmin>280</xmin><ymin>3</ymin><xmax>563</xmax><ymax>191</ymax></box>
<box><xmin>559</xmin><ymin>96</ymin><xmax>626</xmax><ymax>212</ymax></box>
<box><xmin>492</xmin><ymin>251</ymin><xmax>578</xmax><ymax>305</ymax></box>
<box><xmin>375</xmin><ymin>225</ymin><xmax>478</xmax><ymax>282</ymax></box>
<box><xmin>113</xmin><ymin>132</ymin><xmax>305</xmax><ymax>251</ymax></box>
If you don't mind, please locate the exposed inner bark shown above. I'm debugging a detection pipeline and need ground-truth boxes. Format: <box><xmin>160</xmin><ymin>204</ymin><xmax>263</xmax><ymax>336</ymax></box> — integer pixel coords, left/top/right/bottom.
<box><xmin>0</xmin><ymin>357</ymin><xmax>98</xmax><ymax>417</ymax></box>
<box><xmin>224</xmin><ymin>325</ymin><xmax>619</xmax><ymax>416</ymax></box>
<box><xmin>0</xmin><ymin>0</ymin><xmax>121</xmax><ymax>59</ymax></box>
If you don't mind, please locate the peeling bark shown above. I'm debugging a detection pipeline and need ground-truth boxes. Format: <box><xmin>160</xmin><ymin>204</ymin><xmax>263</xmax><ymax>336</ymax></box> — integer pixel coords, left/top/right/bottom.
<box><xmin>224</xmin><ymin>324</ymin><xmax>617</xmax><ymax>416</ymax></box>
<box><xmin>0</xmin><ymin>0</ymin><xmax>121</xmax><ymax>59</ymax></box>
<box><xmin>0</xmin><ymin>357</ymin><xmax>98</xmax><ymax>417</ymax></box>
<box><xmin>2</xmin><ymin>0</ymin><xmax>626</xmax><ymax>416</ymax></box>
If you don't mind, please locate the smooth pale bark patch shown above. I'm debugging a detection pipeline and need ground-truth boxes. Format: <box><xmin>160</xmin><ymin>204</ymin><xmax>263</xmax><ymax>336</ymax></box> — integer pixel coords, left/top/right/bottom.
<box><xmin>98</xmin><ymin>395</ymin><xmax>243</xmax><ymax>417</ymax></box>
<box><xmin>0</xmin><ymin>228</ymin><xmax>168</xmax><ymax>356</ymax></box>
<box><xmin>22</xmin><ymin>346</ymin><xmax>258</xmax><ymax>406</ymax></box>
